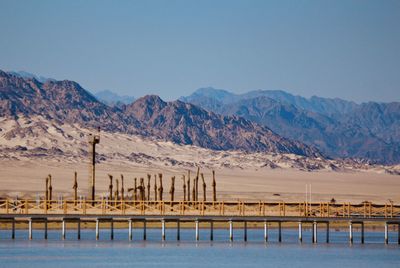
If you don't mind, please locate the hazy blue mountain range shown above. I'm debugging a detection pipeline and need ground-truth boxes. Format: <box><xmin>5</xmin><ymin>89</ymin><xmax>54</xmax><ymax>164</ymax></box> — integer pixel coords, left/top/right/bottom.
<box><xmin>180</xmin><ymin>88</ymin><xmax>400</xmax><ymax>164</ymax></box>
<box><xmin>0</xmin><ymin>70</ymin><xmax>318</xmax><ymax>157</ymax></box>
<box><xmin>94</xmin><ymin>90</ymin><xmax>135</xmax><ymax>106</ymax></box>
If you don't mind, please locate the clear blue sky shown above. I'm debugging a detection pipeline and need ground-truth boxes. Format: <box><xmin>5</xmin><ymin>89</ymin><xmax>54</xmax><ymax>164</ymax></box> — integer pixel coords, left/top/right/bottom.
<box><xmin>1</xmin><ymin>0</ymin><xmax>399</xmax><ymax>102</ymax></box>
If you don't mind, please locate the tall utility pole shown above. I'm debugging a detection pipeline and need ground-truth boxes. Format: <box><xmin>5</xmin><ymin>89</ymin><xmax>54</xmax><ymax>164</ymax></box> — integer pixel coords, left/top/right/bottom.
<box><xmin>88</xmin><ymin>130</ymin><xmax>100</xmax><ymax>203</ymax></box>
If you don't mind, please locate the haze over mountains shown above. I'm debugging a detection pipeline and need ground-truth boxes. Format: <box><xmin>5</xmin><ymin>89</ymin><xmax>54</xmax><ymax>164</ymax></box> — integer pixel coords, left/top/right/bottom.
<box><xmin>1</xmin><ymin>69</ymin><xmax>399</xmax><ymax>165</ymax></box>
<box><xmin>0</xmin><ymin>70</ymin><xmax>317</xmax><ymax>157</ymax></box>
<box><xmin>181</xmin><ymin>88</ymin><xmax>400</xmax><ymax>164</ymax></box>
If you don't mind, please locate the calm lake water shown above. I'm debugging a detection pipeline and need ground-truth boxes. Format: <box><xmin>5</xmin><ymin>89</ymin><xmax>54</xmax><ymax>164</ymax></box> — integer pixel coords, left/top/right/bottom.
<box><xmin>0</xmin><ymin>228</ymin><xmax>399</xmax><ymax>268</ymax></box>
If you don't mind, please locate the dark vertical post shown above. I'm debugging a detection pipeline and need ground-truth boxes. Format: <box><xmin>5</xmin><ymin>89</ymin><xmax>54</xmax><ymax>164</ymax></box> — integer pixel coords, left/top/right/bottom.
<box><xmin>121</xmin><ymin>175</ymin><xmax>125</xmax><ymax>202</ymax></box>
<box><xmin>177</xmin><ymin>220</ymin><xmax>180</xmax><ymax>241</ymax></box>
<box><xmin>77</xmin><ymin>219</ymin><xmax>81</xmax><ymax>240</ymax></box>
<box><xmin>210</xmin><ymin>220</ymin><xmax>214</xmax><ymax>241</ymax></box>
<box><xmin>312</xmin><ymin>221</ymin><xmax>317</xmax><ymax>244</ymax></box>
<box><xmin>73</xmin><ymin>171</ymin><xmax>78</xmax><ymax>204</ymax></box>
<box><xmin>187</xmin><ymin>171</ymin><xmax>191</xmax><ymax>202</ymax></box>
<box><xmin>169</xmin><ymin>176</ymin><xmax>175</xmax><ymax>202</ymax></box>
<box><xmin>108</xmin><ymin>175</ymin><xmax>113</xmax><ymax>201</ymax></box>
<box><xmin>201</xmin><ymin>173</ymin><xmax>206</xmax><ymax>202</ymax></box>
<box><xmin>361</xmin><ymin>222</ymin><xmax>364</xmax><ymax>244</ymax></box>
<box><xmin>278</xmin><ymin>221</ymin><xmax>282</xmax><ymax>242</ymax></box>
<box><xmin>244</xmin><ymin>221</ymin><xmax>247</xmax><ymax>242</ymax></box>
<box><xmin>143</xmin><ymin>220</ymin><xmax>147</xmax><ymax>241</ymax></box>
<box><xmin>182</xmin><ymin>175</ymin><xmax>186</xmax><ymax>202</ymax></box>
<box><xmin>212</xmin><ymin>170</ymin><xmax>216</xmax><ymax>202</ymax></box>
<box><xmin>44</xmin><ymin>218</ymin><xmax>48</xmax><ymax>240</ymax></box>
<box><xmin>110</xmin><ymin>219</ymin><xmax>114</xmax><ymax>240</ymax></box>
<box><xmin>147</xmin><ymin>174</ymin><xmax>151</xmax><ymax>201</ymax></box>
<box><xmin>158</xmin><ymin>174</ymin><xmax>163</xmax><ymax>201</ymax></box>
<box><xmin>12</xmin><ymin>219</ymin><xmax>15</xmax><ymax>239</ymax></box>
<box><xmin>88</xmin><ymin>133</ymin><xmax>100</xmax><ymax>204</ymax></box>
<box><xmin>153</xmin><ymin>175</ymin><xmax>157</xmax><ymax>202</ymax></box>
<box><xmin>326</xmin><ymin>222</ymin><xmax>330</xmax><ymax>243</ymax></box>
<box><xmin>195</xmin><ymin>167</ymin><xmax>200</xmax><ymax>201</ymax></box>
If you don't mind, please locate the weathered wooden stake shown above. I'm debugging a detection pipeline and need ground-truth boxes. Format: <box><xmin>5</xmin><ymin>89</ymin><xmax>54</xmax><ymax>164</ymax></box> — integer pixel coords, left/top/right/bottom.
<box><xmin>154</xmin><ymin>175</ymin><xmax>157</xmax><ymax>201</ymax></box>
<box><xmin>161</xmin><ymin>219</ymin><xmax>166</xmax><ymax>241</ymax></box>
<box><xmin>177</xmin><ymin>220</ymin><xmax>180</xmax><ymax>241</ymax></box>
<box><xmin>349</xmin><ymin>222</ymin><xmax>353</xmax><ymax>244</ymax></box>
<box><xmin>298</xmin><ymin>222</ymin><xmax>302</xmax><ymax>242</ymax></box>
<box><xmin>115</xmin><ymin>179</ymin><xmax>119</xmax><ymax>201</ymax></box>
<box><xmin>158</xmin><ymin>174</ymin><xmax>163</xmax><ymax>201</ymax></box>
<box><xmin>108</xmin><ymin>175</ymin><xmax>113</xmax><ymax>201</ymax></box>
<box><xmin>28</xmin><ymin>219</ymin><xmax>32</xmax><ymax>240</ymax></box>
<box><xmin>96</xmin><ymin>219</ymin><xmax>99</xmax><ymax>240</ymax></box>
<box><xmin>195</xmin><ymin>167</ymin><xmax>200</xmax><ymax>201</ymax></box>
<box><xmin>48</xmin><ymin>175</ymin><xmax>53</xmax><ymax>202</ymax></box>
<box><xmin>169</xmin><ymin>176</ymin><xmax>175</xmax><ymax>202</ymax></box>
<box><xmin>313</xmin><ymin>221</ymin><xmax>318</xmax><ymax>243</ymax></box>
<box><xmin>244</xmin><ymin>221</ymin><xmax>247</xmax><ymax>242</ymax></box>
<box><xmin>121</xmin><ymin>174</ymin><xmax>125</xmax><ymax>202</ymax></box>
<box><xmin>229</xmin><ymin>220</ymin><xmax>233</xmax><ymax>241</ymax></box>
<box><xmin>195</xmin><ymin>220</ymin><xmax>199</xmax><ymax>241</ymax></box>
<box><xmin>73</xmin><ymin>172</ymin><xmax>78</xmax><ymax>204</ymax></box>
<box><xmin>11</xmin><ymin>219</ymin><xmax>15</xmax><ymax>239</ymax></box>
<box><xmin>45</xmin><ymin>176</ymin><xmax>49</xmax><ymax>202</ymax></box>
<box><xmin>187</xmin><ymin>171</ymin><xmax>191</xmax><ymax>202</ymax></box>
<box><xmin>264</xmin><ymin>221</ymin><xmax>268</xmax><ymax>242</ymax></box>
<box><xmin>140</xmin><ymin>178</ymin><xmax>145</xmax><ymax>201</ymax></box>
<box><xmin>128</xmin><ymin>219</ymin><xmax>133</xmax><ymax>241</ymax></box>
<box><xmin>210</xmin><ymin>221</ymin><xmax>214</xmax><ymax>241</ymax></box>
<box><xmin>62</xmin><ymin>220</ymin><xmax>66</xmax><ymax>240</ymax></box>
<box><xmin>182</xmin><ymin>175</ymin><xmax>186</xmax><ymax>202</ymax></box>
<box><xmin>201</xmin><ymin>173</ymin><xmax>206</xmax><ymax>201</ymax></box>
<box><xmin>212</xmin><ymin>170</ymin><xmax>217</xmax><ymax>202</ymax></box>
<box><xmin>44</xmin><ymin>219</ymin><xmax>48</xmax><ymax>239</ymax></box>
<box><xmin>88</xmin><ymin>133</ymin><xmax>100</xmax><ymax>203</ymax></box>
<box><xmin>134</xmin><ymin>178</ymin><xmax>138</xmax><ymax>201</ymax></box>
<box><xmin>147</xmin><ymin>174</ymin><xmax>151</xmax><ymax>201</ymax></box>
<box><xmin>77</xmin><ymin>220</ymin><xmax>81</xmax><ymax>240</ymax></box>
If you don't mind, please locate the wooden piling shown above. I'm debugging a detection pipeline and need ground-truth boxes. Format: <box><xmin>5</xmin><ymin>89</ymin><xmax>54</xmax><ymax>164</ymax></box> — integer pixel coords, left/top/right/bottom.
<box><xmin>73</xmin><ymin>172</ymin><xmax>78</xmax><ymax>204</ymax></box>
<box><xmin>177</xmin><ymin>220</ymin><xmax>180</xmax><ymax>241</ymax></box>
<box><xmin>278</xmin><ymin>221</ymin><xmax>282</xmax><ymax>242</ymax></box>
<box><xmin>108</xmin><ymin>174</ymin><xmax>113</xmax><ymax>201</ymax></box>
<box><xmin>134</xmin><ymin>178</ymin><xmax>138</xmax><ymax>201</ymax></box>
<box><xmin>158</xmin><ymin>174</ymin><xmax>163</xmax><ymax>201</ymax></box>
<box><xmin>182</xmin><ymin>175</ymin><xmax>186</xmax><ymax>202</ymax></box>
<box><xmin>244</xmin><ymin>221</ymin><xmax>247</xmax><ymax>242</ymax></box>
<box><xmin>143</xmin><ymin>220</ymin><xmax>147</xmax><ymax>240</ymax></box>
<box><xmin>210</xmin><ymin>221</ymin><xmax>214</xmax><ymax>241</ymax></box>
<box><xmin>115</xmin><ymin>179</ymin><xmax>119</xmax><ymax>201</ymax></box>
<box><xmin>48</xmin><ymin>175</ymin><xmax>53</xmax><ymax>203</ymax></box>
<box><xmin>195</xmin><ymin>167</ymin><xmax>200</xmax><ymax>201</ymax></box>
<box><xmin>121</xmin><ymin>175</ymin><xmax>125</xmax><ymax>202</ymax></box>
<box><xmin>187</xmin><ymin>171</ymin><xmax>191</xmax><ymax>202</ymax></box>
<box><xmin>326</xmin><ymin>222</ymin><xmax>330</xmax><ymax>243</ymax></box>
<box><xmin>201</xmin><ymin>173</ymin><xmax>206</xmax><ymax>202</ymax></box>
<box><xmin>110</xmin><ymin>219</ymin><xmax>114</xmax><ymax>240</ymax></box>
<box><xmin>384</xmin><ymin>222</ymin><xmax>388</xmax><ymax>244</ymax></box>
<box><xmin>349</xmin><ymin>222</ymin><xmax>353</xmax><ymax>244</ymax></box>
<box><xmin>147</xmin><ymin>174</ymin><xmax>151</xmax><ymax>201</ymax></box>
<box><xmin>44</xmin><ymin>218</ymin><xmax>48</xmax><ymax>239</ymax></box>
<box><xmin>169</xmin><ymin>176</ymin><xmax>175</xmax><ymax>202</ymax></box>
<box><xmin>154</xmin><ymin>175</ymin><xmax>157</xmax><ymax>202</ymax></box>
<box><xmin>77</xmin><ymin>220</ymin><xmax>81</xmax><ymax>240</ymax></box>
<box><xmin>12</xmin><ymin>219</ymin><xmax>15</xmax><ymax>239</ymax></box>
<box><xmin>96</xmin><ymin>219</ymin><xmax>99</xmax><ymax>240</ymax></box>
<box><xmin>212</xmin><ymin>170</ymin><xmax>216</xmax><ymax>202</ymax></box>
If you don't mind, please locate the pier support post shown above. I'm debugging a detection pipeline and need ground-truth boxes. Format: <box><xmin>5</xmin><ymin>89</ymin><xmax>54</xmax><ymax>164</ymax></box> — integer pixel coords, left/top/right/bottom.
<box><xmin>161</xmin><ymin>219</ymin><xmax>166</xmax><ymax>241</ymax></box>
<box><xmin>384</xmin><ymin>222</ymin><xmax>388</xmax><ymax>244</ymax></box>
<box><xmin>229</xmin><ymin>220</ymin><xmax>233</xmax><ymax>241</ymax></box>
<box><xmin>110</xmin><ymin>219</ymin><xmax>114</xmax><ymax>240</ymax></box>
<box><xmin>128</xmin><ymin>220</ymin><xmax>132</xmax><ymax>241</ymax></box>
<box><xmin>312</xmin><ymin>221</ymin><xmax>317</xmax><ymax>244</ymax></box>
<box><xmin>96</xmin><ymin>219</ymin><xmax>99</xmax><ymax>240</ymax></box>
<box><xmin>77</xmin><ymin>220</ymin><xmax>81</xmax><ymax>240</ymax></box>
<box><xmin>28</xmin><ymin>219</ymin><xmax>32</xmax><ymax>240</ymax></box>
<box><xmin>62</xmin><ymin>220</ymin><xmax>66</xmax><ymax>240</ymax></box>
<box><xmin>195</xmin><ymin>220</ymin><xmax>199</xmax><ymax>241</ymax></box>
<box><xmin>278</xmin><ymin>222</ymin><xmax>282</xmax><ymax>242</ymax></box>
<box><xmin>264</xmin><ymin>221</ymin><xmax>268</xmax><ymax>242</ymax></box>
<box><xmin>177</xmin><ymin>220</ymin><xmax>180</xmax><ymax>241</ymax></box>
<box><xmin>361</xmin><ymin>222</ymin><xmax>364</xmax><ymax>244</ymax></box>
<box><xmin>44</xmin><ymin>219</ymin><xmax>48</xmax><ymax>240</ymax></box>
<box><xmin>143</xmin><ymin>220</ymin><xmax>147</xmax><ymax>241</ymax></box>
<box><xmin>349</xmin><ymin>222</ymin><xmax>353</xmax><ymax>244</ymax></box>
<box><xmin>244</xmin><ymin>221</ymin><xmax>247</xmax><ymax>242</ymax></box>
<box><xmin>398</xmin><ymin>224</ymin><xmax>400</xmax><ymax>245</ymax></box>
<box><xmin>12</xmin><ymin>219</ymin><xmax>15</xmax><ymax>239</ymax></box>
<box><xmin>326</xmin><ymin>222</ymin><xmax>330</xmax><ymax>243</ymax></box>
<box><xmin>298</xmin><ymin>222</ymin><xmax>302</xmax><ymax>243</ymax></box>
<box><xmin>210</xmin><ymin>221</ymin><xmax>214</xmax><ymax>241</ymax></box>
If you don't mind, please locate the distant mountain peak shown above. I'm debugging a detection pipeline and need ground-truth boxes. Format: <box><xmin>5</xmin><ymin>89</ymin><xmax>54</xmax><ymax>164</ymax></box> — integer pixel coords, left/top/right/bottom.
<box><xmin>94</xmin><ymin>89</ymin><xmax>135</xmax><ymax>106</ymax></box>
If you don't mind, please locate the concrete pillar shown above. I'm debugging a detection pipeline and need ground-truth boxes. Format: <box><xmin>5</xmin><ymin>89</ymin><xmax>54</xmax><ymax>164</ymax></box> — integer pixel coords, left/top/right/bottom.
<box><xmin>11</xmin><ymin>219</ymin><xmax>15</xmax><ymax>239</ymax></box>
<box><xmin>243</xmin><ymin>221</ymin><xmax>247</xmax><ymax>242</ymax></box>
<box><xmin>44</xmin><ymin>219</ymin><xmax>48</xmax><ymax>240</ymax></box>
<box><xmin>229</xmin><ymin>220</ymin><xmax>233</xmax><ymax>241</ymax></box>
<box><xmin>62</xmin><ymin>220</ymin><xmax>66</xmax><ymax>240</ymax></box>
<box><xmin>195</xmin><ymin>220</ymin><xmax>199</xmax><ymax>241</ymax></box>
<box><xmin>143</xmin><ymin>220</ymin><xmax>147</xmax><ymax>241</ymax></box>
<box><xmin>398</xmin><ymin>224</ymin><xmax>400</xmax><ymax>245</ymax></box>
<box><xmin>161</xmin><ymin>219</ymin><xmax>166</xmax><ymax>241</ymax></box>
<box><xmin>278</xmin><ymin>222</ymin><xmax>282</xmax><ymax>242</ymax></box>
<box><xmin>177</xmin><ymin>220</ymin><xmax>180</xmax><ymax>241</ymax></box>
<box><xmin>96</xmin><ymin>219</ymin><xmax>99</xmax><ymax>240</ymax></box>
<box><xmin>210</xmin><ymin>221</ymin><xmax>214</xmax><ymax>241</ymax></box>
<box><xmin>349</xmin><ymin>222</ymin><xmax>353</xmax><ymax>244</ymax></box>
<box><xmin>264</xmin><ymin>221</ymin><xmax>268</xmax><ymax>242</ymax></box>
<box><xmin>326</xmin><ymin>222</ymin><xmax>330</xmax><ymax>243</ymax></box>
<box><xmin>128</xmin><ymin>220</ymin><xmax>132</xmax><ymax>241</ymax></box>
<box><xmin>361</xmin><ymin>222</ymin><xmax>364</xmax><ymax>244</ymax></box>
<box><xmin>77</xmin><ymin>220</ymin><xmax>81</xmax><ymax>240</ymax></box>
<box><xmin>312</xmin><ymin>221</ymin><xmax>317</xmax><ymax>244</ymax></box>
<box><xmin>384</xmin><ymin>222</ymin><xmax>388</xmax><ymax>244</ymax></box>
<box><xmin>28</xmin><ymin>219</ymin><xmax>32</xmax><ymax>240</ymax></box>
<box><xmin>110</xmin><ymin>219</ymin><xmax>114</xmax><ymax>240</ymax></box>
<box><xmin>298</xmin><ymin>222</ymin><xmax>302</xmax><ymax>242</ymax></box>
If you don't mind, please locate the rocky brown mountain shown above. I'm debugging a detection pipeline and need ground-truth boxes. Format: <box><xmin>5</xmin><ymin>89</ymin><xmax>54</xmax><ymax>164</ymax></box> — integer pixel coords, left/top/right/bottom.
<box><xmin>0</xmin><ymin>70</ymin><xmax>320</xmax><ymax>157</ymax></box>
<box><xmin>181</xmin><ymin>88</ymin><xmax>400</xmax><ymax>164</ymax></box>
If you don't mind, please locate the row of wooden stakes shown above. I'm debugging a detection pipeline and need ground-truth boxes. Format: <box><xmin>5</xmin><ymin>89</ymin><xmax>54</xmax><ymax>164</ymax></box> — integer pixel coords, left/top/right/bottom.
<box><xmin>44</xmin><ymin>167</ymin><xmax>217</xmax><ymax>202</ymax></box>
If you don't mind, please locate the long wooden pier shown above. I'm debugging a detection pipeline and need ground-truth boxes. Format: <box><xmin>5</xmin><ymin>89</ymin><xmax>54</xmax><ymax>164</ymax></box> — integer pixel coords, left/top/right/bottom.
<box><xmin>1</xmin><ymin>200</ymin><xmax>399</xmax><ymax>244</ymax></box>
